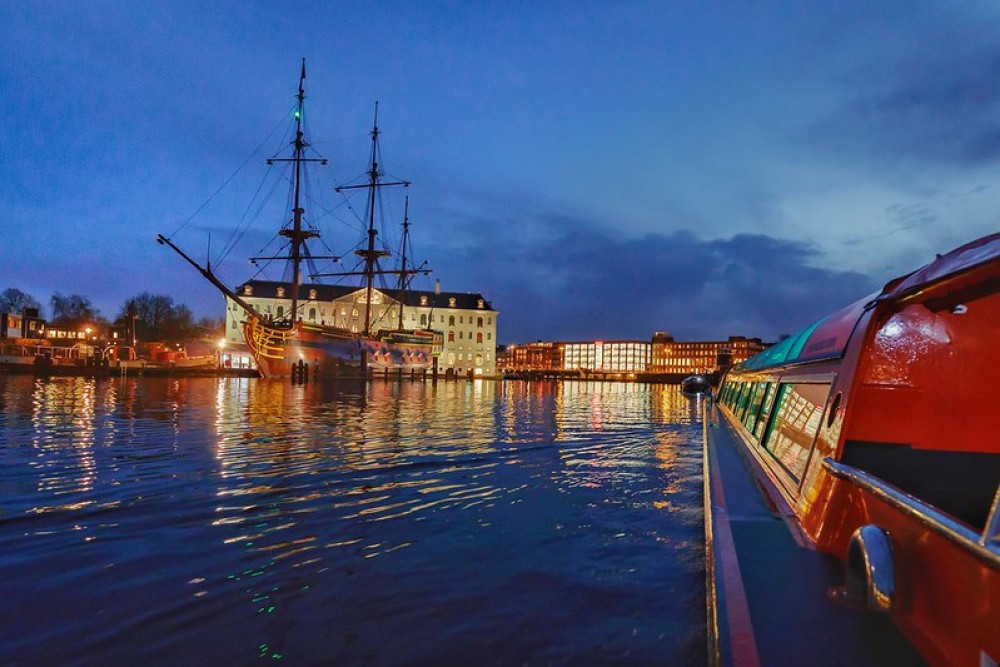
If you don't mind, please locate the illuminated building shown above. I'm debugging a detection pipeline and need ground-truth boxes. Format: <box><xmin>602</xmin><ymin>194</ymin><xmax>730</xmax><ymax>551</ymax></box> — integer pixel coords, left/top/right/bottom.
<box><xmin>645</xmin><ymin>332</ymin><xmax>767</xmax><ymax>377</ymax></box>
<box><xmin>499</xmin><ymin>342</ymin><xmax>562</xmax><ymax>372</ymax></box>
<box><xmin>500</xmin><ymin>332</ymin><xmax>769</xmax><ymax>382</ymax></box>
<box><xmin>562</xmin><ymin>340</ymin><xmax>650</xmax><ymax>376</ymax></box>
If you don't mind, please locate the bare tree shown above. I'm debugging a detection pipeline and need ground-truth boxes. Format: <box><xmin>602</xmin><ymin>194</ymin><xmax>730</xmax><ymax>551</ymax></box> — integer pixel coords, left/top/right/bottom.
<box><xmin>50</xmin><ymin>293</ymin><xmax>101</xmax><ymax>327</ymax></box>
<box><xmin>0</xmin><ymin>288</ymin><xmax>41</xmax><ymax>316</ymax></box>
<box><xmin>118</xmin><ymin>292</ymin><xmax>200</xmax><ymax>341</ymax></box>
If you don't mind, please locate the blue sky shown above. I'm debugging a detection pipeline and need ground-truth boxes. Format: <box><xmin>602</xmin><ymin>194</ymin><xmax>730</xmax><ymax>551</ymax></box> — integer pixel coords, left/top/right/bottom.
<box><xmin>3</xmin><ymin>1</ymin><xmax>999</xmax><ymax>344</ymax></box>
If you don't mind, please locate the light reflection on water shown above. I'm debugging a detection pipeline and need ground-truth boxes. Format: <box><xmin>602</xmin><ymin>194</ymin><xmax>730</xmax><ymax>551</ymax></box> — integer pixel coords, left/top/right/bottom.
<box><xmin>0</xmin><ymin>375</ymin><xmax>705</xmax><ymax>665</ymax></box>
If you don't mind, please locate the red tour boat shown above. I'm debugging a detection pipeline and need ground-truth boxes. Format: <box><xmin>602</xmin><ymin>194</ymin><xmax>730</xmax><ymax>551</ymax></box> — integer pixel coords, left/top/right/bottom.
<box><xmin>705</xmin><ymin>232</ymin><xmax>1000</xmax><ymax>665</ymax></box>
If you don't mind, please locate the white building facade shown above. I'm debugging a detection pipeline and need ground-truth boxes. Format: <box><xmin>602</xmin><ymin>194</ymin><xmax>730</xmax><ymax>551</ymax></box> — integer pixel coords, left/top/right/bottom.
<box><xmin>562</xmin><ymin>340</ymin><xmax>651</xmax><ymax>376</ymax></box>
<box><xmin>224</xmin><ymin>280</ymin><xmax>499</xmax><ymax>376</ymax></box>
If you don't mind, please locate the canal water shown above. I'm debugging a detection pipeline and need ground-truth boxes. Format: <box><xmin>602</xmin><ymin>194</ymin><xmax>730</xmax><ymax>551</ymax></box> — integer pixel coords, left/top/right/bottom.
<box><xmin>0</xmin><ymin>376</ymin><xmax>706</xmax><ymax>665</ymax></box>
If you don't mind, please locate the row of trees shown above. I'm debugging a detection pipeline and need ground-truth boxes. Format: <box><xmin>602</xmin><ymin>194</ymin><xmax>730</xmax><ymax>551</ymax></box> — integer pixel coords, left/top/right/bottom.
<box><xmin>1</xmin><ymin>287</ymin><xmax>222</xmax><ymax>342</ymax></box>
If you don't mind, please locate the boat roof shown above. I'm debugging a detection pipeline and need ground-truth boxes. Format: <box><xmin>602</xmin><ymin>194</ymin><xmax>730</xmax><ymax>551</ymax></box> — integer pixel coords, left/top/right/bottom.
<box><xmin>737</xmin><ymin>294</ymin><xmax>872</xmax><ymax>371</ymax></box>
<box><xmin>736</xmin><ymin>232</ymin><xmax>1000</xmax><ymax>372</ymax></box>
<box><xmin>876</xmin><ymin>231</ymin><xmax>1000</xmax><ymax>304</ymax></box>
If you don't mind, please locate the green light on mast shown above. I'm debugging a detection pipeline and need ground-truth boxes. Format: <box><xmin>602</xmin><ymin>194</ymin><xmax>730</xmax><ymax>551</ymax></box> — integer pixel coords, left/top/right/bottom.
<box><xmin>294</xmin><ymin>110</ymin><xmax>301</xmax><ymax>119</ymax></box>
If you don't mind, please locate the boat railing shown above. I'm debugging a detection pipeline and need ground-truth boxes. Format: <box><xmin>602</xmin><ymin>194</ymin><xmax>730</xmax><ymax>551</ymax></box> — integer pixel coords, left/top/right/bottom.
<box><xmin>824</xmin><ymin>458</ymin><xmax>1000</xmax><ymax>568</ymax></box>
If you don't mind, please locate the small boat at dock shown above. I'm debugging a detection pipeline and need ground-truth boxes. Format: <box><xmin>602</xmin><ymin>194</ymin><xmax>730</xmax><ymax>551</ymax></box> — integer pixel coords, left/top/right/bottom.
<box><xmin>680</xmin><ymin>374</ymin><xmax>712</xmax><ymax>395</ymax></box>
<box><xmin>704</xmin><ymin>231</ymin><xmax>1000</xmax><ymax>665</ymax></box>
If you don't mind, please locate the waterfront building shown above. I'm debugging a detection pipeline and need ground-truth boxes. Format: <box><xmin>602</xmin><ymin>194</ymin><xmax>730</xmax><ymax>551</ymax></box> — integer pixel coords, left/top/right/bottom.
<box><xmin>0</xmin><ymin>308</ymin><xmax>45</xmax><ymax>340</ymax></box>
<box><xmin>646</xmin><ymin>332</ymin><xmax>767</xmax><ymax>378</ymax></box>
<box><xmin>500</xmin><ymin>332</ymin><xmax>768</xmax><ymax>382</ymax></box>
<box><xmin>499</xmin><ymin>339</ymin><xmax>650</xmax><ymax>379</ymax></box>
<box><xmin>563</xmin><ymin>340</ymin><xmax>650</xmax><ymax>377</ymax></box>
<box><xmin>224</xmin><ymin>280</ymin><xmax>499</xmax><ymax>376</ymax></box>
<box><xmin>499</xmin><ymin>341</ymin><xmax>562</xmax><ymax>372</ymax></box>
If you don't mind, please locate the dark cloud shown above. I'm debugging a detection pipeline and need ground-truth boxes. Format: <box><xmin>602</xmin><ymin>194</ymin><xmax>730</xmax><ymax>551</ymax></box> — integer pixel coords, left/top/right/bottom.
<box><xmin>818</xmin><ymin>42</ymin><xmax>1000</xmax><ymax>166</ymax></box>
<box><xmin>430</xmin><ymin>215</ymin><xmax>877</xmax><ymax>344</ymax></box>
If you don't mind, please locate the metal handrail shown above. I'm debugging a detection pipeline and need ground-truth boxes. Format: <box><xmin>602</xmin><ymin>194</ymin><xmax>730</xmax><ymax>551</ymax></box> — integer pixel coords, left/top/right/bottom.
<box><xmin>823</xmin><ymin>458</ymin><xmax>1000</xmax><ymax>569</ymax></box>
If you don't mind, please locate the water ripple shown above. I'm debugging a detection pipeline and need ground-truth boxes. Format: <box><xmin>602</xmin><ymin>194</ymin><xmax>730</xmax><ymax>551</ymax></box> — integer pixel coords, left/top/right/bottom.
<box><xmin>0</xmin><ymin>376</ymin><xmax>706</xmax><ymax>664</ymax></box>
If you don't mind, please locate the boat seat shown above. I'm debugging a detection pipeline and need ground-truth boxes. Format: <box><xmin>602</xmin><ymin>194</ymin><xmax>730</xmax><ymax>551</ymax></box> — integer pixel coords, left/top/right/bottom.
<box><xmin>840</xmin><ymin>440</ymin><xmax>1000</xmax><ymax>530</ymax></box>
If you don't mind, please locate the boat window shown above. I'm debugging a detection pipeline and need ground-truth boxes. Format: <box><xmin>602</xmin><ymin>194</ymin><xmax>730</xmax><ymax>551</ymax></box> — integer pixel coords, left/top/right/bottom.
<box><xmin>742</xmin><ymin>383</ymin><xmax>767</xmax><ymax>433</ymax></box>
<box><xmin>763</xmin><ymin>382</ymin><xmax>831</xmax><ymax>482</ymax></box>
<box><xmin>752</xmin><ymin>383</ymin><xmax>778</xmax><ymax>441</ymax></box>
<box><xmin>734</xmin><ymin>382</ymin><xmax>750</xmax><ymax>416</ymax></box>
<box><xmin>726</xmin><ymin>382</ymin><xmax>738</xmax><ymax>406</ymax></box>
<box><xmin>720</xmin><ymin>381</ymin><xmax>734</xmax><ymax>407</ymax></box>
<box><xmin>721</xmin><ymin>381</ymin><xmax>733</xmax><ymax>406</ymax></box>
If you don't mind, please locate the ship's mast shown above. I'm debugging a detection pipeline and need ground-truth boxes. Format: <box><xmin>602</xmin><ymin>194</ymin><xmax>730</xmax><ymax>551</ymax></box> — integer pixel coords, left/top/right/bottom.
<box><xmin>393</xmin><ymin>197</ymin><xmax>429</xmax><ymax>330</ymax></box>
<box><xmin>333</xmin><ymin>103</ymin><xmax>410</xmax><ymax>336</ymax></box>
<box><xmin>361</xmin><ymin>104</ymin><xmax>383</xmax><ymax>335</ymax></box>
<box><xmin>266</xmin><ymin>58</ymin><xmax>324</xmax><ymax>326</ymax></box>
<box><xmin>397</xmin><ymin>197</ymin><xmax>410</xmax><ymax>330</ymax></box>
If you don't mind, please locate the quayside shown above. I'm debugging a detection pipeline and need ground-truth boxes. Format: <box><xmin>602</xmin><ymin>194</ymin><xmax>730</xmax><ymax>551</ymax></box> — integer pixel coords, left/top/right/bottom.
<box><xmin>705</xmin><ymin>231</ymin><xmax>1000</xmax><ymax>666</ymax></box>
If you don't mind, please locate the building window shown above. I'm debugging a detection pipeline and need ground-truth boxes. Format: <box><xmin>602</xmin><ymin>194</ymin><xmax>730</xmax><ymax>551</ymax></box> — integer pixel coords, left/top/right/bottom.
<box><xmin>449</xmin><ymin>315</ymin><xmax>455</xmax><ymax>326</ymax></box>
<box><xmin>477</xmin><ymin>299</ymin><xmax>484</xmax><ymax>309</ymax></box>
<box><xmin>448</xmin><ymin>331</ymin><xmax>455</xmax><ymax>342</ymax></box>
<box><xmin>420</xmin><ymin>314</ymin><xmax>427</xmax><ymax>326</ymax></box>
<box><xmin>277</xmin><ymin>306</ymin><xmax>284</xmax><ymax>318</ymax></box>
<box><xmin>476</xmin><ymin>332</ymin><xmax>483</xmax><ymax>343</ymax></box>
<box><xmin>487</xmin><ymin>332</ymin><xmax>491</xmax><ymax>340</ymax></box>
<box><xmin>477</xmin><ymin>317</ymin><xmax>483</xmax><ymax>327</ymax></box>
<box><xmin>420</xmin><ymin>295</ymin><xmax>429</xmax><ymax>306</ymax></box>
<box><xmin>276</xmin><ymin>287</ymin><xmax>285</xmax><ymax>298</ymax></box>
<box><xmin>309</xmin><ymin>307</ymin><xmax>316</xmax><ymax>320</ymax></box>
<box><xmin>449</xmin><ymin>297</ymin><xmax>456</xmax><ymax>308</ymax></box>
<box><xmin>243</xmin><ymin>285</ymin><xmax>253</xmax><ymax>296</ymax></box>
<box><xmin>309</xmin><ymin>289</ymin><xmax>317</xmax><ymax>300</ymax></box>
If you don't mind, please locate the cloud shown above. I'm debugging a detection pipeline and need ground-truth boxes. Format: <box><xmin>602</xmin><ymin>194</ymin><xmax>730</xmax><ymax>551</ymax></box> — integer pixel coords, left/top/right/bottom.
<box><xmin>817</xmin><ymin>40</ymin><xmax>1000</xmax><ymax>167</ymax></box>
<box><xmin>430</xmin><ymin>214</ymin><xmax>877</xmax><ymax>344</ymax></box>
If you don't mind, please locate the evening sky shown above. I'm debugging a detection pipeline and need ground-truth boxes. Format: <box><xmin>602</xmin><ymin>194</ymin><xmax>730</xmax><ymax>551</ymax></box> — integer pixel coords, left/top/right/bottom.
<box><xmin>3</xmin><ymin>1</ymin><xmax>999</xmax><ymax>343</ymax></box>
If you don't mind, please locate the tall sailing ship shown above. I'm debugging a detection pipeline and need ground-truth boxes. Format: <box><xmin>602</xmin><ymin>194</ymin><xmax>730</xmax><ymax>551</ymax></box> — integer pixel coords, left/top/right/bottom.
<box><xmin>159</xmin><ymin>60</ymin><xmax>441</xmax><ymax>378</ymax></box>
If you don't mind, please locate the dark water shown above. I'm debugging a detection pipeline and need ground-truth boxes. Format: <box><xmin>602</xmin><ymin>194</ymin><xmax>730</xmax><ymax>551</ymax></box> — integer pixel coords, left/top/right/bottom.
<box><xmin>0</xmin><ymin>376</ymin><xmax>706</xmax><ymax>665</ymax></box>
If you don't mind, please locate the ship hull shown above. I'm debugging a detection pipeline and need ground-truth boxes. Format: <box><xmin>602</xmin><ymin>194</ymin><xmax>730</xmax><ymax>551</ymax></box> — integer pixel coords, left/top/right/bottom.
<box><xmin>242</xmin><ymin>318</ymin><xmax>435</xmax><ymax>378</ymax></box>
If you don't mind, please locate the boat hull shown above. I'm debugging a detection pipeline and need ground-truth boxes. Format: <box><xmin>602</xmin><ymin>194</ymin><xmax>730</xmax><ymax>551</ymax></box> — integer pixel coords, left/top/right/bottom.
<box><xmin>242</xmin><ymin>318</ymin><xmax>435</xmax><ymax>378</ymax></box>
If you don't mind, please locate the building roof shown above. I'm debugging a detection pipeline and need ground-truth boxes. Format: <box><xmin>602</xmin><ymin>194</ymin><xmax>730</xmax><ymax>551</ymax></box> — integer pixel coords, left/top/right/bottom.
<box><xmin>237</xmin><ymin>279</ymin><xmax>494</xmax><ymax>311</ymax></box>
